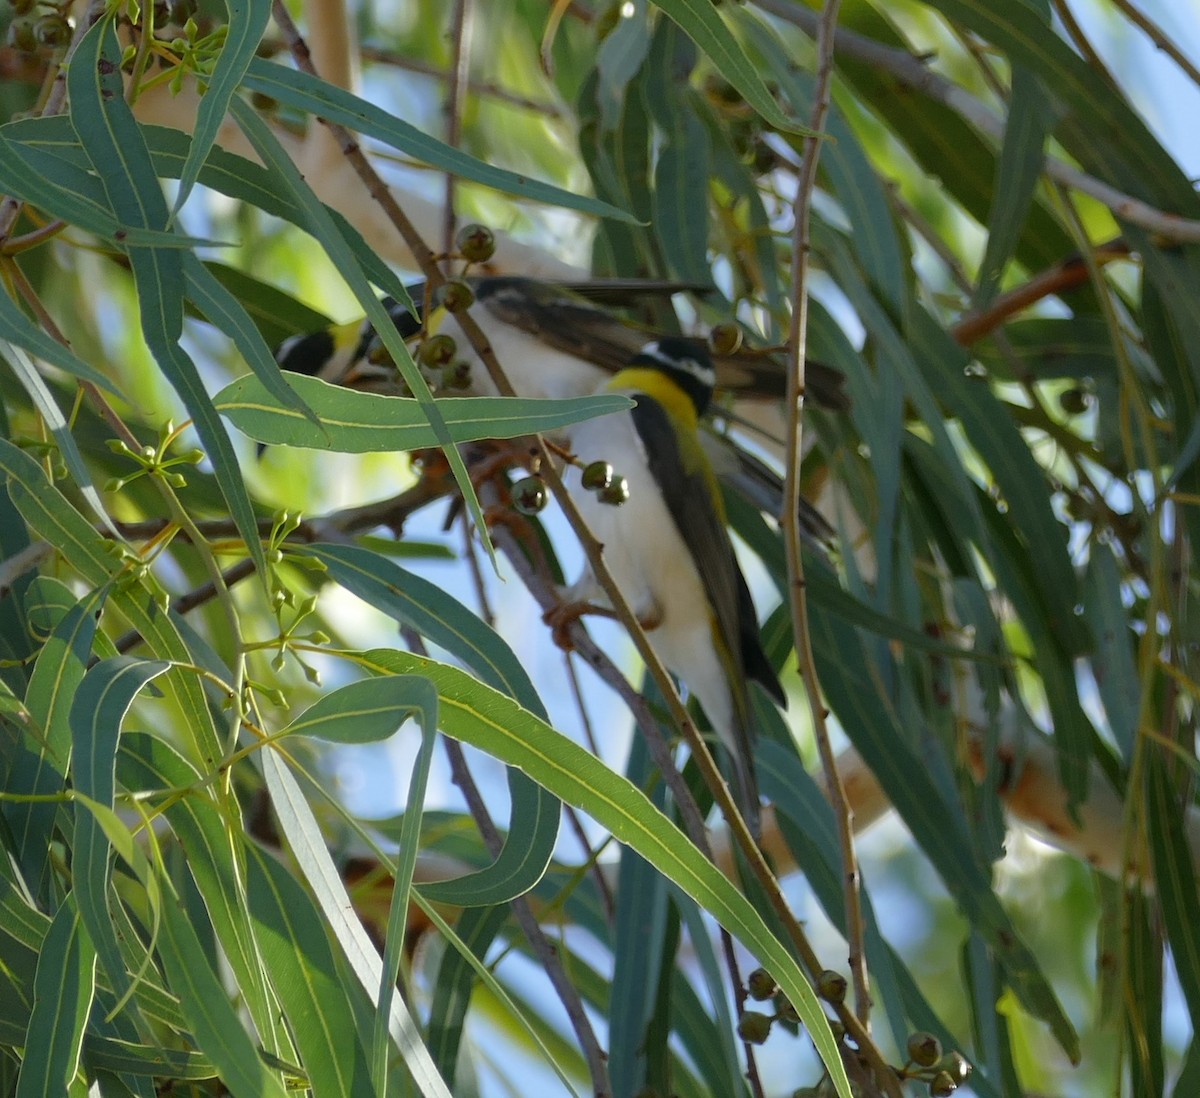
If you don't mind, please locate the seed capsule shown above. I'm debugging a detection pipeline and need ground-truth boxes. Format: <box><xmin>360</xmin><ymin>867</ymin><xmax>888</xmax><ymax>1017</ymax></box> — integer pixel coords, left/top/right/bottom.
<box><xmin>456</xmin><ymin>223</ymin><xmax>496</xmax><ymax>264</ymax></box>
<box><xmin>580</xmin><ymin>460</ymin><xmax>614</xmax><ymax>492</ymax></box>
<box><xmin>596</xmin><ymin>474</ymin><xmax>629</xmax><ymax>506</ymax></box>
<box><xmin>512</xmin><ymin>476</ymin><xmax>549</xmax><ymax>515</ymax></box>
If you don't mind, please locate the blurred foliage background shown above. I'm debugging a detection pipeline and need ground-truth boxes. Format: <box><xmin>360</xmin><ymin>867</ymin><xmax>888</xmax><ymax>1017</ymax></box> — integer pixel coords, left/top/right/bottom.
<box><xmin>0</xmin><ymin>0</ymin><xmax>1197</xmax><ymax>1096</ymax></box>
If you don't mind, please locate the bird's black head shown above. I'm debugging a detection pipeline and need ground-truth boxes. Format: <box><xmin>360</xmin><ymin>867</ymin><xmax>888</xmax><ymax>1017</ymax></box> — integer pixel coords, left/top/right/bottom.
<box><xmin>632</xmin><ymin>337</ymin><xmax>717</xmax><ymax>416</ymax></box>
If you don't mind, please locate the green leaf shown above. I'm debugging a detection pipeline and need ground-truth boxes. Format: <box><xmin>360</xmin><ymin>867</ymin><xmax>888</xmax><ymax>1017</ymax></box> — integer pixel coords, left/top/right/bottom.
<box><xmin>67</xmin><ymin>18</ymin><xmax>268</xmax><ymax>582</ymax></box>
<box><xmin>243</xmin><ymin>845</ymin><xmax>376</xmax><ymax>1098</ymax></box>
<box><xmin>171</xmin><ymin>0</ymin><xmax>272</xmax><ymax>215</ymax></box>
<box><xmin>650</xmin><ymin>0</ymin><xmax>811</xmax><ymax>134</ymax></box>
<box><xmin>71</xmin><ymin>657</ymin><xmax>170</xmax><ymax>1001</ymax></box>
<box><xmin>157</xmin><ymin>889</ymin><xmax>290</xmax><ymax>1098</ymax></box>
<box><xmin>427</xmin><ymin>905</ymin><xmax>509</xmax><ymax>1086</ymax></box>
<box><xmin>369</xmin><ymin>677</ymin><xmax>439</xmax><ymax>1091</ymax></box>
<box><xmin>1083</xmin><ymin>544</ymin><xmax>1139</xmax><ymax>763</ymax></box>
<box><xmin>302</xmin><ymin>543</ymin><xmax>561</xmax><ymax>907</ymax></box>
<box><xmin>258</xmin><ymin>750</ymin><xmax>454</xmax><ymax>1098</ymax></box>
<box><xmin>116</xmin><ymin>734</ymin><xmax>285</xmax><ymax>1062</ymax></box>
<box><xmin>1146</xmin><ymin>755</ymin><xmax>1200</xmax><ymax>1025</ymax></box>
<box><xmin>806</xmin><ymin>595</ymin><xmax>1080</xmax><ymax>1063</ymax></box>
<box><xmin>974</xmin><ymin>66</ymin><xmax>1054</xmax><ymax>307</ymax></box>
<box><xmin>199</xmin><ymin>261</ymin><xmax>334</xmax><ymax>347</ymax></box>
<box><xmin>2</xmin><ymin>115</ymin><xmax>407</xmax><ymax>300</ymax></box>
<box><xmin>83</xmin><ymin>1038</ymin><xmax>215</xmax><ymax>1081</ymax></box>
<box><xmin>3</xmin><ymin>341</ymin><xmax>114</xmax><ymax>530</ymax></box>
<box><xmin>182</xmin><ymin>254</ymin><xmax>319</xmax><ymax>425</ymax></box>
<box><xmin>282</xmin><ymin>675</ymin><xmax>431</xmax><ymax>744</ymax></box>
<box><xmin>0</xmin><ymin>289</ymin><xmax>123</xmax><ymax>399</ymax></box>
<box><xmin>241</xmin><ymin>59</ymin><xmax>637</xmax><ymax>222</ymax></box>
<box><xmin>643</xmin><ymin>26</ymin><xmax>712</xmax><ymax>285</ymax></box>
<box><xmin>215</xmin><ymin>371</ymin><xmax>631</xmax><ymax>451</ymax></box>
<box><xmin>357</xmin><ymin>647</ymin><xmax>853</xmax><ymax>1098</ymax></box>
<box><xmin>0</xmin><ymin>130</ymin><xmax>223</xmax><ymax>250</ymax></box>
<box><xmin>7</xmin><ymin>588</ymin><xmax>106</xmax><ymax>896</ymax></box>
<box><xmin>609</xmin><ymin>741</ymin><xmax>672</xmax><ymax>1097</ymax></box>
<box><xmin>15</xmin><ymin>898</ymin><xmax>96</xmax><ymax>1098</ymax></box>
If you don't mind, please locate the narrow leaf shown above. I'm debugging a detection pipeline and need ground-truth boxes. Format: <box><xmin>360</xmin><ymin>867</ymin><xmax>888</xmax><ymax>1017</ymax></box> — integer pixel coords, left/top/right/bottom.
<box><xmin>71</xmin><ymin>657</ymin><xmax>170</xmax><ymax>999</ymax></box>
<box><xmin>215</xmin><ymin>371</ymin><xmax>630</xmax><ymax>451</ymax></box>
<box><xmin>241</xmin><ymin>60</ymin><xmax>637</xmax><ymax>222</ymax></box>
<box><xmin>157</xmin><ymin>891</ymin><xmax>290</xmax><ymax>1098</ymax></box>
<box><xmin>15</xmin><ymin>899</ymin><xmax>97</xmax><ymax>1098</ymax></box>
<box><xmin>283</xmin><ymin>675</ymin><xmax>429</xmax><ymax>744</ymax></box>
<box><xmin>243</xmin><ymin>845</ymin><xmax>376</xmax><ymax>1098</ymax></box>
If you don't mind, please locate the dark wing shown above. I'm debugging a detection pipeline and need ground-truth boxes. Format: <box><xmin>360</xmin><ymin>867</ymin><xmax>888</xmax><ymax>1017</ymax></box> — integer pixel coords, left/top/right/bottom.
<box><xmin>476</xmin><ymin>277</ymin><xmax>649</xmax><ymax>374</ymax></box>
<box><xmin>475</xmin><ymin>276</ymin><xmax>849</xmax><ymax>410</ymax></box>
<box><xmin>629</xmin><ymin>395</ymin><xmax>746</xmax><ymax>691</ymax></box>
<box><xmin>631</xmin><ymin>397</ymin><xmax>787</xmax><ymax>708</ymax></box>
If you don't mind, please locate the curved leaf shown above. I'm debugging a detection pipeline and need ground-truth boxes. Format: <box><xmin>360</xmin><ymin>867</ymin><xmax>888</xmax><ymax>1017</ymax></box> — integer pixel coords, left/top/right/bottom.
<box><xmin>303</xmin><ymin>543</ymin><xmax>562</xmax><ymax>908</ymax></box>
<box><xmin>71</xmin><ymin>657</ymin><xmax>170</xmax><ymax>1001</ymax></box>
<box><xmin>282</xmin><ymin>675</ymin><xmax>432</xmax><ymax>744</ymax></box>
<box><xmin>357</xmin><ymin>647</ymin><xmax>852</xmax><ymax>1097</ymax></box>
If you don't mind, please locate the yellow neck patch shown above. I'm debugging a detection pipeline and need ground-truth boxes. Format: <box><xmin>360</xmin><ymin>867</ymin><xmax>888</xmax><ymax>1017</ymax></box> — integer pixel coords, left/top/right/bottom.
<box><xmin>607</xmin><ymin>366</ymin><xmax>699</xmax><ymax>430</ymax></box>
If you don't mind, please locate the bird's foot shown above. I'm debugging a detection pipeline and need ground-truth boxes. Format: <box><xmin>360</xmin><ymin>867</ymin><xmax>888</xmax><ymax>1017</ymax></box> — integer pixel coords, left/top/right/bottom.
<box><xmin>543</xmin><ymin>594</ymin><xmax>663</xmax><ymax>649</ymax></box>
<box><xmin>544</xmin><ymin>599</ymin><xmax>614</xmax><ymax>649</ymax></box>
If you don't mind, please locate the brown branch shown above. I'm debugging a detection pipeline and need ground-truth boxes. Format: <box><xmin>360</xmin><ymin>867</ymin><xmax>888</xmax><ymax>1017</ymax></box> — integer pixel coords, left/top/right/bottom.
<box><xmin>784</xmin><ymin>1</ymin><xmax>883</xmax><ymax>1082</ymax></box>
<box><xmin>441</xmin><ymin>0</ymin><xmax>473</xmax><ymax>263</ymax></box>
<box><xmin>1106</xmin><ymin>0</ymin><xmax>1200</xmax><ymax>89</ymax></box>
<box><xmin>951</xmin><ymin>238</ymin><xmax>1130</xmax><ymax>347</ymax></box>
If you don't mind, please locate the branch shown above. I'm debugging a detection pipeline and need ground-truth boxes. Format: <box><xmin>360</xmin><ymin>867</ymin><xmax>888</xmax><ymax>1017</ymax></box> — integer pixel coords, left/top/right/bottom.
<box><xmin>785</xmin><ymin>0</ymin><xmax>877</xmax><ymax>1042</ymax></box>
<box><xmin>755</xmin><ymin>0</ymin><xmax>1200</xmax><ymax>244</ymax></box>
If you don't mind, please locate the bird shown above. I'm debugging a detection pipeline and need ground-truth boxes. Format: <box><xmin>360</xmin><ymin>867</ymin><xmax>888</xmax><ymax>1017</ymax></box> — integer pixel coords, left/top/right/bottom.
<box><xmin>273</xmin><ymin>277</ymin><xmax>843</xmax><ymax>547</ymax></box>
<box><xmin>556</xmin><ymin>337</ymin><xmax>788</xmax><ymax>835</ymax></box>
<box><xmin>273</xmin><ymin>275</ymin><xmax>849</xmax><ymax>411</ymax></box>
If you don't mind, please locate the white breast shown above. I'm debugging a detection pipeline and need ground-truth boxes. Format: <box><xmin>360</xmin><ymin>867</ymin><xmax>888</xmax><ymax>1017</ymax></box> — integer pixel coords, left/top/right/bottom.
<box><xmin>565</xmin><ymin>403</ymin><xmax>735</xmax><ymax>737</ymax></box>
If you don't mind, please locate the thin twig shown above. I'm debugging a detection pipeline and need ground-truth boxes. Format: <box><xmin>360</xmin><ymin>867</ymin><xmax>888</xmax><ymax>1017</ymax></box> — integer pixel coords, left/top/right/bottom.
<box><xmin>951</xmin><ymin>239</ymin><xmax>1130</xmax><ymax>346</ymax></box>
<box><xmin>441</xmin><ymin>0</ymin><xmax>473</xmax><ymax>263</ymax></box>
<box><xmin>1051</xmin><ymin>0</ymin><xmax>1119</xmax><ymax>87</ymax></box>
<box><xmin>486</xmin><ymin>510</ymin><xmax>711</xmax><ymax>846</ymax></box>
<box><xmin>785</xmin><ymin>0</ymin><xmax>872</xmax><ymax>1031</ymax></box>
<box><xmin>357</xmin><ymin>45</ymin><xmax>563</xmax><ymax>115</ymax></box>
<box><xmin>1106</xmin><ymin>0</ymin><xmax>1200</xmax><ymax>89</ymax></box>
<box><xmin>719</xmin><ymin>926</ymin><xmax>765</xmax><ymax>1098</ymax></box>
<box><xmin>754</xmin><ymin>0</ymin><xmax>1200</xmax><ymax>243</ymax></box>
<box><xmin>442</xmin><ymin>734</ymin><xmax>612</xmax><ymax>1097</ymax></box>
